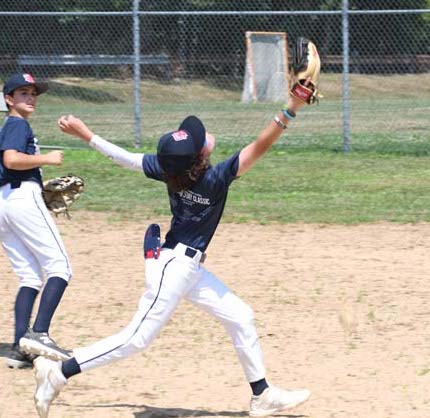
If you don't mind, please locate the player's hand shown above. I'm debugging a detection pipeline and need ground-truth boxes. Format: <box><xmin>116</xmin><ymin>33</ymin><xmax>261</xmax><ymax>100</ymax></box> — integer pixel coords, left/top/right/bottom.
<box><xmin>58</xmin><ymin>115</ymin><xmax>94</xmax><ymax>142</ymax></box>
<box><xmin>45</xmin><ymin>150</ymin><xmax>64</xmax><ymax>166</ymax></box>
<box><xmin>287</xmin><ymin>77</ymin><xmax>311</xmax><ymax>113</ymax></box>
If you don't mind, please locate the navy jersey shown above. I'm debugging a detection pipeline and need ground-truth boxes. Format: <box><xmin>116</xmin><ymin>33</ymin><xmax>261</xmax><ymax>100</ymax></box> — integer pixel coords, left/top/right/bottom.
<box><xmin>143</xmin><ymin>152</ymin><xmax>240</xmax><ymax>252</ymax></box>
<box><xmin>0</xmin><ymin>116</ymin><xmax>42</xmax><ymax>187</ymax></box>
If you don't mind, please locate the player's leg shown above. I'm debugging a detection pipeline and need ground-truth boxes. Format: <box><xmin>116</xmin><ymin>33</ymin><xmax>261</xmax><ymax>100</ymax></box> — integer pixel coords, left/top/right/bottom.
<box><xmin>72</xmin><ymin>250</ymin><xmax>202</xmax><ymax>372</ymax></box>
<box><xmin>0</xmin><ymin>233</ymin><xmax>41</xmax><ymax>369</ymax></box>
<box><xmin>185</xmin><ymin>267</ymin><xmax>266</xmax><ymax>382</ymax></box>
<box><xmin>185</xmin><ymin>267</ymin><xmax>310</xmax><ymax>416</ymax></box>
<box><xmin>32</xmin><ymin>249</ymin><xmax>203</xmax><ymax>416</ymax></box>
<box><xmin>4</xmin><ymin>185</ymin><xmax>72</xmax><ymax>360</ymax></box>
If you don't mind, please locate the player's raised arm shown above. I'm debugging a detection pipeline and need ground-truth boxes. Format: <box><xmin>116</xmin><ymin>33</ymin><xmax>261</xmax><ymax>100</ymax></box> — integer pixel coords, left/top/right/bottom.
<box><xmin>237</xmin><ymin>37</ymin><xmax>321</xmax><ymax>177</ymax></box>
<box><xmin>58</xmin><ymin>115</ymin><xmax>144</xmax><ymax>172</ymax></box>
<box><xmin>237</xmin><ymin>97</ymin><xmax>304</xmax><ymax>177</ymax></box>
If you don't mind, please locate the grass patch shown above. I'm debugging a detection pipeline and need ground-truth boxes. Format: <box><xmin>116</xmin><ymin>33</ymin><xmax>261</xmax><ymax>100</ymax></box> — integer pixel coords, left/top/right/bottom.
<box><xmin>42</xmin><ymin>142</ymin><xmax>430</xmax><ymax>224</ymax></box>
<box><xmin>2</xmin><ymin>75</ymin><xmax>429</xmax><ymax>223</ymax></box>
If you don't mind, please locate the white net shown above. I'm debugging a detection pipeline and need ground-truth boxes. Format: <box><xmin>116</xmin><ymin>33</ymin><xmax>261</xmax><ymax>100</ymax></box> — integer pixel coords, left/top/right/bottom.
<box><xmin>242</xmin><ymin>32</ymin><xmax>289</xmax><ymax>103</ymax></box>
<box><xmin>0</xmin><ymin>94</ymin><xmax>7</xmax><ymax>112</ymax></box>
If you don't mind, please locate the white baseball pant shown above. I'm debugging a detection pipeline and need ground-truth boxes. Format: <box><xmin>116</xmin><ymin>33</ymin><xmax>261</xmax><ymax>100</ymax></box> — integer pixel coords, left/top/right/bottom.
<box><xmin>74</xmin><ymin>243</ymin><xmax>266</xmax><ymax>382</ymax></box>
<box><xmin>0</xmin><ymin>181</ymin><xmax>72</xmax><ymax>290</ymax></box>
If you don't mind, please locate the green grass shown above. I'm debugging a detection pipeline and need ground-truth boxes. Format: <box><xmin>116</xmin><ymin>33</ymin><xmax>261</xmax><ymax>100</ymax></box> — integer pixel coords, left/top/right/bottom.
<box><xmin>2</xmin><ymin>73</ymin><xmax>428</xmax><ymax>149</ymax></box>
<box><xmin>2</xmin><ymin>75</ymin><xmax>429</xmax><ymax>224</ymax></box>
<box><xmin>42</xmin><ymin>142</ymin><xmax>430</xmax><ymax>224</ymax></box>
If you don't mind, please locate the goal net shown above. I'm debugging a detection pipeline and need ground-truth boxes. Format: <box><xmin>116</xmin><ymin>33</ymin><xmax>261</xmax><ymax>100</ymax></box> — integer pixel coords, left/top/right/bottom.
<box><xmin>0</xmin><ymin>94</ymin><xmax>7</xmax><ymax>112</ymax></box>
<box><xmin>242</xmin><ymin>31</ymin><xmax>289</xmax><ymax>103</ymax></box>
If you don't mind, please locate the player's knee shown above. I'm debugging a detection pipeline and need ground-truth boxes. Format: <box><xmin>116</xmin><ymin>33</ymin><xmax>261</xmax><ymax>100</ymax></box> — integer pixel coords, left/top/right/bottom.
<box><xmin>48</xmin><ymin>271</ymin><xmax>72</xmax><ymax>283</ymax></box>
<box><xmin>226</xmin><ymin>303</ymin><xmax>259</xmax><ymax>344</ymax></box>
<box><xmin>19</xmin><ymin>277</ymin><xmax>43</xmax><ymax>292</ymax></box>
<box><xmin>235</xmin><ymin>302</ymin><xmax>256</xmax><ymax>329</ymax></box>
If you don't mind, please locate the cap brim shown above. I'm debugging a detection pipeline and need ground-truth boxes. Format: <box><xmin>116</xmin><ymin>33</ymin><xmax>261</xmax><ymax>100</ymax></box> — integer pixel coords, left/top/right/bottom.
<box><xmin>34</xmin><ymin>82</ymin><xmax>49</xmax><ymax>95</ymax></box>
<box><xmin>178</xmin><ymin>116</ymin><xmax>206</xmax><ymax>154</ymax></box>
<box><xmin>3</xmin><ymin>81</ymin><xmax>49</xmax><ymax>96</ymax></box>
<box><xmin>158</xmin><ymin>154</ymin><xmax>195</xmax><ymax>174</ymax></box>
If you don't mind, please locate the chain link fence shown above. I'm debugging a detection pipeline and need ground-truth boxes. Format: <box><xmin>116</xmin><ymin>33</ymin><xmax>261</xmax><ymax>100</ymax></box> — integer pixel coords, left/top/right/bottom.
<box><xmin>0</xmin><ymin>0</ymin><xmax>429</xmax><ymax>151</ymax></box>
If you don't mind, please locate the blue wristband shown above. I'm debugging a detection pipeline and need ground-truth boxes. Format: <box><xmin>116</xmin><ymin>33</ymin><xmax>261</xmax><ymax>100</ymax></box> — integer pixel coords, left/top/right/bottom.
<box><xmin>281</xmin><ymin>106</ymin><xmax>296</xmax><ymax>120</ymax></box>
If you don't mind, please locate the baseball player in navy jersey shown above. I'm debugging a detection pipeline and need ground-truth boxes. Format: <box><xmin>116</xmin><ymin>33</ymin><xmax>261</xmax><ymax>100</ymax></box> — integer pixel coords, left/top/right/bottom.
<box><xmin>31</xmin><ymin>92</ymin><xmax>311</xmax><ymax>417</ymax></box>
<box><xmin>0</xmin><ymin>73</ymin><xmax>72</xmax><ymax>369</ymax></box>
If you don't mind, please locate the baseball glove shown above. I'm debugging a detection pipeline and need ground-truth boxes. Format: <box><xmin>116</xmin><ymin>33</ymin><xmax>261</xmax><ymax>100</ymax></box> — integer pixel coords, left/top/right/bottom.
<box><xmin>290</xmin><ymin>37</ymin><xmax>322</xmax><ymax>104</ymax></box>
<box><xmin>42</xmin><ymin>174</ymin><xmax>85</xmax><ymax>219</ymax></box>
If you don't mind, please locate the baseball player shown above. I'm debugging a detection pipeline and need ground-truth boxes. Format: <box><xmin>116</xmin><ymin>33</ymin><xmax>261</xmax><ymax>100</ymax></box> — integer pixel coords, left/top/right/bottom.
<box><xmin>31</xmin><ymin>91</ymin><xmax>312</xmax><ymax>418</ymax></box>
<box><xmin>32</xmin><ymin>38</ymin><xmax>321</xmax><ymax>418</ymax></box>
<box><xmin>0</xmin><ymin>73</ymin><xmax>72</xmax><ymax>369</ymax></box>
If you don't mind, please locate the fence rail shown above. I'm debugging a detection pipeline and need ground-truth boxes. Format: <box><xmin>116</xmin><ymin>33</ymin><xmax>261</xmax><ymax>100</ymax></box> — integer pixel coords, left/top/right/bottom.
<box><xmin>17</xmin><ymin>54</ymin><xmax>172</xmax><ymax>80</ymax></box>
<box><xmin>323</xmin><ymin>54</ymin><xmax>430</xmax><ymax>72</ymax></box>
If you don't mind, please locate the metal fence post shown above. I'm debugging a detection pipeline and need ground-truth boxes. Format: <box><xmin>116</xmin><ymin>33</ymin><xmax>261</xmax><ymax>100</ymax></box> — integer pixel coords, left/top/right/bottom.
<box><xmin>342</xmin><ymin>0</ymin><xmax>351</xmax><ymax>152</ymax></box>
<box><xmin>133</xmin><ymin>0</ymin><xmax>142</xmax><ymax>147</ymax></box>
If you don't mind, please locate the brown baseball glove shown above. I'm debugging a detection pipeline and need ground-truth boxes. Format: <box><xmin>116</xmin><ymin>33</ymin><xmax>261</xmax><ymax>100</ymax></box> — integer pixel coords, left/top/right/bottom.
<box><xmin>290</xmin><ymin>37</ymin><xmax>322</xmax><ymax>104</ymax></box>
<box><xmin>42</xmin><ymin>174</ymin><xmax>85</xmax><ymax>219</ymax></box>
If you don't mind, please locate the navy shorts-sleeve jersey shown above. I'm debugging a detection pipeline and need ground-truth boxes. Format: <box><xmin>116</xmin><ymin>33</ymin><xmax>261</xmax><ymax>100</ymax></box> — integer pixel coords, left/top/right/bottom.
<box><xmin>143</xmin><ymin>152</ymin><xmax>240</xmax><ymax>251</ymax></box>
<box><xmin>0</xmin><ymin>116</ymin><xmax>42</xmax><ymax>187</ymax></box>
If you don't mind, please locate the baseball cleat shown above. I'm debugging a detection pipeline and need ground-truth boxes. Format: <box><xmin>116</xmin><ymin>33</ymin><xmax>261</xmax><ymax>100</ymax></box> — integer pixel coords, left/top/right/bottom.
<box><xmin>33</xmin><ymin>357</ymin><xmax>67</xmax><ymax>418</ymax></box>
<box><xmin>5</xmin><ymin>344</ymin><xmax>36</xmax><ymax>369</ymax></box>
<box><xmin>249</xmin><ymin>386</ymin><xmax>311</xmax><ymax>417</ymax></box>
<box><xmin>20</xmin><ymin>329</ymin><xmax>72</xmax><ymax>361</ymax></box>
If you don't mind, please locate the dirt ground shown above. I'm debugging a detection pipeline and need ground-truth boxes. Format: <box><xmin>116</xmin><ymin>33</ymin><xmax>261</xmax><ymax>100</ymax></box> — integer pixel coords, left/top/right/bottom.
<box><xmin>1</xmin><ymin>211</ymin><xmax>430</xmax><ymax>418</ymax></box>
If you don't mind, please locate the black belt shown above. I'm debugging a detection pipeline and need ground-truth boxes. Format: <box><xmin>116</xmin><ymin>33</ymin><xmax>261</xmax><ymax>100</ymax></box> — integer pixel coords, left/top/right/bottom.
<box><xmin>0</xmin><ymin>180</ymin><xmax>21</xmax><ymax>189</ymax></box>
<box><xmin>163</xmin><ymin>243</ymin><xmax>206</xmax><ymax>263</ymax></box>
<box><xmin>11</xmin><ymin>180</ymin><xmax>21</xmax><ymax>189</ymax></box>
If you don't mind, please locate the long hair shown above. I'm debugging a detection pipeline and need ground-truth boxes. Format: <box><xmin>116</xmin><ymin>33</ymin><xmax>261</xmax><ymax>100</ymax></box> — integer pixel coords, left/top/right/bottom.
<box><xmin>163</xmin><ymin>154</ymin><xmax>210</xmax><ymax>193</ymax></box>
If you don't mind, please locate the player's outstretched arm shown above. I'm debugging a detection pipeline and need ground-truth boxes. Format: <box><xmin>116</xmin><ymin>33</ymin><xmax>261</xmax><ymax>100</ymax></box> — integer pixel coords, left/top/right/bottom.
<box><xmin>58</xmin><ymin>115</ymin><xmax>144</xmax><ymax>171</ymax></box>
<box><xmin>237</xmin><ymin>37</ymin><xmax>321</xmax><ymax>177</ymax></box>
<box><xmin>236</xmin><ymin>95</ymin><xmax>304</xmax><ymax>177</ymax></box>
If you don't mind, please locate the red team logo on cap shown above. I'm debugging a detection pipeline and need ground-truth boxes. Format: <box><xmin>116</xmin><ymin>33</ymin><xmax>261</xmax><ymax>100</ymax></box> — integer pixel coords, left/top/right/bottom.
<box><xmin>23</xmin><ymin>73</ymin><xmax>35</xmax><ymax>83</ymax></box>
<box><xmin>172</xmin><ymin>130</ymin><xmax>188</xmax><ymax>141</ymax></box>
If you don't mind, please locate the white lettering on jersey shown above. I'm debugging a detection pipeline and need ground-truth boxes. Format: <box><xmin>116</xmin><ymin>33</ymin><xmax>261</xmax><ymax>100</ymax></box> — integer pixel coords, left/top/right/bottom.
<box><xmin>178</xmin><ymin>190</ymin><xmax>210</xmax><ymax>205</ymax></box>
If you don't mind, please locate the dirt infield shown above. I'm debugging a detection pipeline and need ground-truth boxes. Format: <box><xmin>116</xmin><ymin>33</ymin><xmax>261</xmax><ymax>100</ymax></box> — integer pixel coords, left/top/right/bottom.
<box><xmin>1</xmin><ymin>212</ymin><xmax>430</xmax><ymax>418</ymax></box>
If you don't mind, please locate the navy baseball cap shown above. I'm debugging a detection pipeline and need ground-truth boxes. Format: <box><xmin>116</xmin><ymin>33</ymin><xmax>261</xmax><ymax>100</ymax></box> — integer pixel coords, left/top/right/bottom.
<box><xmin>3</xmin><ymin>73</ymin><xmax>49</xmax><ymax>97</ymax></box>
<box><xmin>157</xmin><ymin>115</ymin><xmax>206</xmax><ymax>174</ymax></box>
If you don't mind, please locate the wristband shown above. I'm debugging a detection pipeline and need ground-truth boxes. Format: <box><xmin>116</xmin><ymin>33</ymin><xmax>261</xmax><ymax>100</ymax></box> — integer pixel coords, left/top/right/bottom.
<box><xmin>274</xmin><ymin>116</ymin><xmax>287</xmax><ymax>130</ymax></box>
<box><xmin>281</xmin><ymin>105</ymin><xmax>296</xmax><ymax>120</ymax></box>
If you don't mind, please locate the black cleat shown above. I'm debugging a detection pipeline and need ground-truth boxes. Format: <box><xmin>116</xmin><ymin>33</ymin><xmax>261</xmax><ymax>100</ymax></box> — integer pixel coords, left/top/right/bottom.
<box><xmin>20</xmin><ymin>329</ymin><xmax>71</xmax><ymax>361</ymax></box>
<box><xmin>5</xmin><ymin>344</ymin><xmax>36</xmax><ymax>369</ymax></box>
